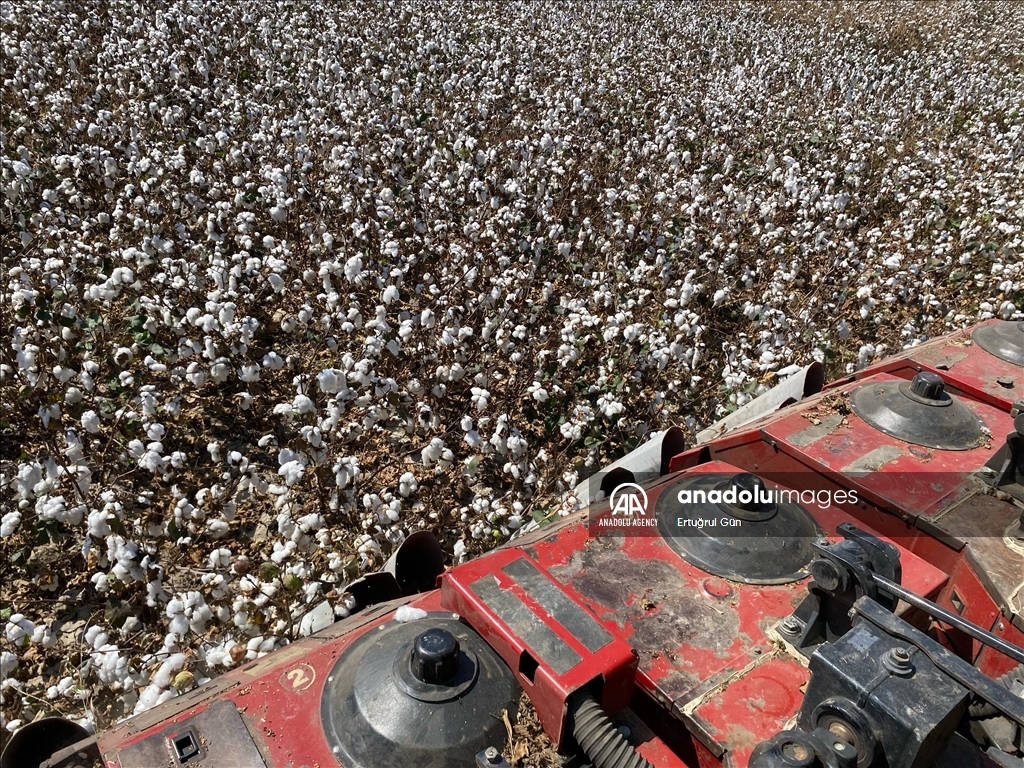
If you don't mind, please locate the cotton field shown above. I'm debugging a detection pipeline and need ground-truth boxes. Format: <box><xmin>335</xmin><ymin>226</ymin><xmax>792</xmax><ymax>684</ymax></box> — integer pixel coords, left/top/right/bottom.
<box><xmin>1</xmin><ymin>0</ymin><xmax>1022</xmax><ymax>745</ymax></box>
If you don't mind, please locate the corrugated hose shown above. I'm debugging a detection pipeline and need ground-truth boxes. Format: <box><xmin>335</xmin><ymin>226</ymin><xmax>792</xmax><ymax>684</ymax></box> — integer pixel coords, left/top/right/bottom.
<box><xmin>570</xmin><ymin>690</ymin><xmax>653</xmax><ymax>768</ymax></box>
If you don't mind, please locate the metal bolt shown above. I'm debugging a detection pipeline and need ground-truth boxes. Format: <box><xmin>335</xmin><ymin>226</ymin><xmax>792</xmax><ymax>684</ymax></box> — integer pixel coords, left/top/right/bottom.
<box><xmin>333</xmin><ymin>746</ymin><xmax>341</xmax><ymax>755</ymax></box>
<box><xmin>781</xmin><ymin>616</ymin><xmax>802</xmax><ymax>635</ymax></box>
<box><xmin>827</xmin><ymin>721</ymin><xmax>857</xmax><ymax>745</ymax></box>
<box><xmin>833</xmin><ymin>741</ymin><xmax>856</xmax><ymax>758</ymax></box>
<box><xmin>484</xmin><ymin>746</ymin><xmax>501</xmax><ymax>764</ymax></box>
<box><xmin>781</xmin><ymin>741</ymin><xmax>810</xmax><ymax>761</ymax></box>
<box><xmin>979</xmin><ymin>466</ymin><xmax>997</xmax><ymax>478</ymax></box>
<box><xmin>883</xmin><ymin>646</ymin><xmax>915</xmax><ymax>676</ymax></box>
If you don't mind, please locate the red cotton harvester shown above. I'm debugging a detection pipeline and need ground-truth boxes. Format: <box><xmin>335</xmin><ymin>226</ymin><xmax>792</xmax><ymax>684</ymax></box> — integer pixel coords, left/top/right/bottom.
<box><xmin>13</xmin><ymin>320</ymin><xmax>1024</xmax><ymax>768</ymax></box>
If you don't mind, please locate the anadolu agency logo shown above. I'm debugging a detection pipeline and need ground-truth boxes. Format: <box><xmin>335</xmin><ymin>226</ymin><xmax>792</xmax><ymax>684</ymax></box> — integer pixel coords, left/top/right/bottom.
<box><xmin>609</xmin><ymin>483</ymin><xmax>648</xmax><ymax>516</ymax></box>
<box><xmin>600</xmin><ymin>483</ymin><xmax>658</xmax><ymax>528</ymax></box>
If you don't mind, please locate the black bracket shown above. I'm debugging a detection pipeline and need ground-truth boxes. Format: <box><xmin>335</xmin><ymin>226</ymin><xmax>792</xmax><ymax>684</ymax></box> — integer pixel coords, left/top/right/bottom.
<box><xmin>978</xmin><ymin>404</ymin><xmax>1024</xmax><ymax>507</ymax></box>
<box><xmin>778</xmin><ymin>523</ymin><xmax>902</xmax><ymax>655</ymax></box>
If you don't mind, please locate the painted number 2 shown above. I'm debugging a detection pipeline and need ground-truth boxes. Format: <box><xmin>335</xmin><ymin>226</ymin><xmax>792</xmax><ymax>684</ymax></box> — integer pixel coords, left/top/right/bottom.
<box><xmin>281</xmin><ymin>663</ymin><xmax>315</xmax><ymax>692</ymax></box>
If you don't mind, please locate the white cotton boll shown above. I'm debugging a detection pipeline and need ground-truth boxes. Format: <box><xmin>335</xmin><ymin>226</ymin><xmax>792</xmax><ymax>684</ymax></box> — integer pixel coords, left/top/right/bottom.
<box><xmin>82</xmin><ymin>411</ymin><xmax>101</xmax><ymax>436</ymax></box>
<box><xmin>382</xmin><ymin>285</ymin><xmax>399</xmax><ymax>304</ymax></box>
<box><xmin>6</xmin><ymin>614</ymin><xmax>35</xmax><ymax>646</ymax></box>
<box><xmin>470</xmin><ymin>387</ymin><xmax>490</xmax><ymax>411</ymax></box>
<box><xmin>168</xmin><ymin>614</ymin><xmax>189</xmax><ymax>636</ymax></box>
<box><xmin>422</xmin><ymin>437</ymin><xmax>445</xmax><ymax>466</ymax></box>
<box><xmin>210</xmin><ymin>362</ymin><xmax>229</xmax><ymax>383</ymax></box>
<box><xmin>1</xmin><ymin>512</ymin><xmax>21</xmax><ymax>537</ymax></box>
<box><xmin>453</xmin><ymin>540</ymin><xmax>467</xmax><ymax>562</ymax></box>
<box><xmin>777</xmin><ymin>364</ymin><xmax>802</xmax><ymax>378</ymax></box>
<box><xmin>151</xmin><ymin>654</ymin><xmax>186</xmax><ymax>689</ymax></box>
<box><xmin>394</xmin><ymin>606</ymin><xmax>428</xmax><ymax>623</ymax></box>
<box><xmin>279</xmin><ymin>461</ymin><xmax>305</xmax><ymax>485</ymax></box>
<box><xmin>65</xmin><ymin>387</ymin><xmax>83</xmax><ymax>405</ymax></box>
<box><xmin>293</xmin><ymin>394</ymin><xmax>315</xmax><ymax>414</ymax></box>
<box><xmin>398</xmin><ymin>472</ymin><xmax>418</xmax><ymax>497</ymax></box>
<box><xmin>837</xmin><ymin>321</ymin><xmax>851</xmax><ymax>340</ymax></box>
<box><xmin>87</xmin><ymin>509</ymin><xmax>112</xmax><ymax>538</ymax></box>
<box><xmin>239</xmin><ymin>364</ymin><xmax>260</xmax><ymax>383</ymax></box>
<box><xmin>113</xmin><ymin>347</ymin><xmax>133</xmax><ymax>367</ymax></box>
<box><xmin>344</xmin><ymin>255</ymin><xmax>363</xmax><ymax>282</ymax></box>
<box><xmin>146</xmin><ymin>423</ymin><xmax>165</xmax><ymax>441</ymax></box>
<box><xmin>317</xmin><ymin>369</ymin><xmax>346</xmax><ymax>393</ymax></box>
<box><xmin>301</xmin><ymin>425</ymin><xmax>322</xmax><ymax>447</ymax></box>
<box><xmin>1</xmin><ymin>651</ymin><xmax>18</xmax><ymax>675</ymax></box>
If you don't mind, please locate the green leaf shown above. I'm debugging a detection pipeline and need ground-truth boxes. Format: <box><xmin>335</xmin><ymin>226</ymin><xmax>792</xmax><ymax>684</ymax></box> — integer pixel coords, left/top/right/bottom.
<box><xmin>259</xmin><ymin>561</ymin><xmax>281</xmax><ymax>581</ymax></box>
<box><xmin>9</xmin><ymin>547</ymin><xmax>31</xmax><ymax>567</ymax></box>
<box><xmin>167</xmin><ymin>519</ymin><xmax>182</xmax><ymax>541</ymax></box>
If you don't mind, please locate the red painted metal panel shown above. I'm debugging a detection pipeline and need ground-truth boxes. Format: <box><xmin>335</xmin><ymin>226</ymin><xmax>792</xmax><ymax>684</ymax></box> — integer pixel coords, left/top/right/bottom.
<box><xmin>824</xmin><ymin>320</ymin><xmax>1023</xmax><ymax>411</ymax></box>
<box><xmin>441</xmin><ymin>547</ymin><xmax>639</xmax><ymax>745</ymax></box>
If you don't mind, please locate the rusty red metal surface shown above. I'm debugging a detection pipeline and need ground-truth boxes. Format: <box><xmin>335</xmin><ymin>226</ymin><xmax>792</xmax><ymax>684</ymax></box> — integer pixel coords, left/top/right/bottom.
<box><xmin>440</xmin><ymin>547</ymin><xmax>639</xmax><ymax>744</ymax></box>
<box><xmin>511</xmin><ymin>460</ymin><xmax>949</xmax><ymax>764</ymax></box>
<box><xmin>824</xmin><ymin>320</ymin><xmax>1024</xmax><ymax>411</ymax></box>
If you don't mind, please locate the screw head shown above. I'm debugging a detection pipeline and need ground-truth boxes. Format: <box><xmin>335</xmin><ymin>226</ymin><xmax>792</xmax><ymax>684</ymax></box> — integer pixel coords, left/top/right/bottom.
<box><xmin>781</xmin><ymin>616</ymin><xmax>802</xmax><ymax>635</ymax></box>
<box><xmin>484</xmin><ymin>746</ymin><xmax>501</xmax><ymax>763</ymax></box>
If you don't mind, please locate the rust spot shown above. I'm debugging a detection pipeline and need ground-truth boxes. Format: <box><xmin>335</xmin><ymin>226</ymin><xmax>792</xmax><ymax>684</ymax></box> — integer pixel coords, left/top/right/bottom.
<box><xmin>549</xmin><ymin>541</ymin><xmax>742</xmax><ymax>656</ymax></box>
<box><xmin>789</xmin><ymin>414</ymin><xmax>844</xmax><ymax>446</ymax></box>
<box><xmin>930</xmin><ymin>351</ymin><xmax>969</xmax><ymax>370</ymax></box>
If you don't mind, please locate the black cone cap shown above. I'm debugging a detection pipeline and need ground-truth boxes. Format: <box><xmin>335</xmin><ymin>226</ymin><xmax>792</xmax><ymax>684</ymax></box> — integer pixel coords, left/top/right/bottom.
<box><xmin>972</xmin><ymin>321</ymin><xmax>1024</xmax><ymax>366</ymax></box>
<box><xmin>850</xmin><ymin>372</ymin><xmax>986</xmax><ymax>451</ymax></box>
<box><xmin>321</xmin><ymin>614</ymin><xmax>519</xmax><ymax>768</ymax></box>
<box><xmin>655</xmin><ymin>472</ymin><xmax>823</xmax><ymax>584</ymax></box>
<box><xmin>411</xmin><ymin>628</ymin><xmax>461</xmax><ymax>683</ymax></box>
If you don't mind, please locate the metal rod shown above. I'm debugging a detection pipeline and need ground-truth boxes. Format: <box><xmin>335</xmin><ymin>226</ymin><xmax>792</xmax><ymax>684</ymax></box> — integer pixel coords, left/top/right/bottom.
<box><xmin>872</xmin><ymin>574</ymin><xmax>1024</xmax><ymax>665</ymax></box>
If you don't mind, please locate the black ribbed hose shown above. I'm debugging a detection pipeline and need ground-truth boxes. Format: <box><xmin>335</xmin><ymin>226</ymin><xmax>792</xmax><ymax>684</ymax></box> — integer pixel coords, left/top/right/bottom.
<box><xmin>570</xmin><ymin>691</ymin><xmax>653</xmax><ymax>768</ymax></box>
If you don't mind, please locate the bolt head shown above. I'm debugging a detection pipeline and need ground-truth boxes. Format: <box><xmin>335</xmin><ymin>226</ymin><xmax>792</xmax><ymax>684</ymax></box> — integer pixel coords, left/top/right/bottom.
<box><xmin>781</xmin><ymin>616</ymin><xmax>802</xmax><ymax>634</ymax></box>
